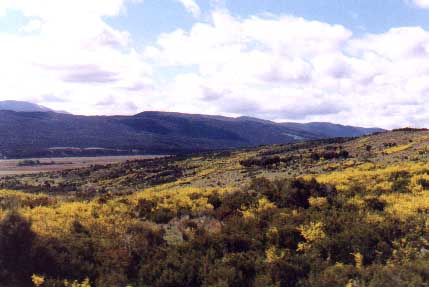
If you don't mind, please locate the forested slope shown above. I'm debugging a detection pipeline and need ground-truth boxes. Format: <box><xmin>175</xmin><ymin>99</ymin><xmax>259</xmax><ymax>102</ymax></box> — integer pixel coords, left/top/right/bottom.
<box><xmin>0</xmin><ymin>110</ymin><xmax>382</xmax><ymax>158</ymax></box>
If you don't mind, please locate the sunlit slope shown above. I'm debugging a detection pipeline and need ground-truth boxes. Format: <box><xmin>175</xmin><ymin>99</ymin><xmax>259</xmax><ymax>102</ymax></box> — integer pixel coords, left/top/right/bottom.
<box><xmin>3</xmin><ymin>129</ymin><xmax>429</xmax><ymax>286</ymax></box>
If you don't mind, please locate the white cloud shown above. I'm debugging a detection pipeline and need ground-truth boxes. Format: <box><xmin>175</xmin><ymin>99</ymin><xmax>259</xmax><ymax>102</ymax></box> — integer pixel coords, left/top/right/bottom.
<box><xmin>143</xmin><ymin>11</ymin><xmax>429</xmax><ymax>128</ymax></box>
<box><xmin>20</xmin><ymin>19</ymin><xmax>43</xmax><ymax>33</ymax></box>
<box><xmin>2</xmin><ymin>2</ymin><xmax>429</xmax><ymax>128</ymax></box>
<box><xmin>0</xmin><ymin>0</ymin><xmax>152</xmax><ymax>115</ymax></box>
<box><xmin>175</xmin><ymin>0</ymin><xmax>201</xmax><ymax>17</ymax></box>
<box><xmin>412</xmin><ymin>0</ymin><xmax>429</xmax><ymax>8</ymax></box>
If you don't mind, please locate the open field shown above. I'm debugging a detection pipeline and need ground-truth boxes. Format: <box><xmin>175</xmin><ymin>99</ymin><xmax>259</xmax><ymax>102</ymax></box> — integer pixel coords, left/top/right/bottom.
<box><xmin>0</xmin><ymin>155</ymin><xmax>163</xmax><ymax>176</ymax></box>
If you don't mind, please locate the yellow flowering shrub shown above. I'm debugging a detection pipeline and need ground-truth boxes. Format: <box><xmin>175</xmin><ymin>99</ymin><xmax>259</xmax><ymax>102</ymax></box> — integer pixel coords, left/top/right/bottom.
<box><xmin>380</xmin><ymin>192</ymin><xmax>429</xmax><ymax>220</ymax></box>
<box><xmin>408</xmin><ymin>173</ymin><xmax>429</xmax><ymax>193</ymax></box>
<box><xmin>265</xmin><ymin>246</ymin><xmax>285</xmax><ymax>263</ymax></box>
<box><xmin>342</xmin><ymin>160</ymin><xmax>356</xmax><ymax>168</ymax></box>
<box><xmin>297</xmin><ymin>222</ymin><xmax>326</xmax><ymax>251</ymax></box>
<box><xmin>32</xmin><ymin>274</ymin><xmax>45</xmax><ymax>287</ymax></box>
<box><xmin>324</xmin><ymin>163</ymin><xmax>340</xmax><ymax>171</ymax></box>
<box><xmin>353</xmin><ymin>252</ymin><xmax>363</xmax><ymax>270</ymax></box>
<box><xmin>365</xmin><ymin>212</ymin><xmax>384</xmax><ymax>224</ymax></box>
<box><xmin>383</xmin><ymin>143</ymin><xmax>413</xmax><ymax>154</ymax></box>
<box><xmin>64</xmin><ymin>278</ymin><xmax>91</xmax><ymax>287</ymax></box>
<box><xmin>242</xmin><ymin>197</ymin><xmax>276</xmax><ymax>219</ymax></box>
<box><xmin>308</xmin><ymin>197</ymin><xmax>328</xmax><ymax>208</ymax></box>
<box><xmin>131</xmin><ymin>186</ymin><xmax>233</xmax><ymax>214</ymax></box>
<box><xmin>315</xmin><ymin>162</ymin><xmax>429</xmax><ymax>193</ymax></box>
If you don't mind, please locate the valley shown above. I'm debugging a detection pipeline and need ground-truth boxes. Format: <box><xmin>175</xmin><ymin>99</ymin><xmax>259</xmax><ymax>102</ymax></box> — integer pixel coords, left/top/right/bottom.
<box><xmin>0</xmin><ymin>155</ymin><xmax>162</xmax><ymax>176</ymax></box>
<box><xmin>2</xmin><ymin>1</ymin><xmax>427</xmax><ymax>286</ymax></box>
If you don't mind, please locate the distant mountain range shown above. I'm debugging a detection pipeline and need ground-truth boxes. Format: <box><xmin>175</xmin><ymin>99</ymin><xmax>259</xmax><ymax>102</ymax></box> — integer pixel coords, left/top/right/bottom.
<box><xmin>0</xmin><ymin>100</ymin><xmax>69</xmax><ymax>114</ymax></box>
<box><xmin>0</xmin><ymin>102</ymin><xmax>384</xmax><ymax>158</ymax></box>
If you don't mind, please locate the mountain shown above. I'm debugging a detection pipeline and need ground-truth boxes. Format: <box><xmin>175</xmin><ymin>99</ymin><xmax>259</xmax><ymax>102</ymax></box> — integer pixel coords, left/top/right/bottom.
<box><xmin>0</xmin><ymin>110</ymin><xmax>384</xmax><ymax>158</ymax></box>
<box><xmin>281</xmin><ymin>122</ymin><xmax>383</xmax><ymax>138</ymax></box>
<box><xmin>0</xmin><ymin>100</ymin><xmax>69</xmax><ymax>114</ymax></box>
<box><xmin>0</xmin><ymin>100</ymin><xmax>53</xmax><ymax>112</ymax></box>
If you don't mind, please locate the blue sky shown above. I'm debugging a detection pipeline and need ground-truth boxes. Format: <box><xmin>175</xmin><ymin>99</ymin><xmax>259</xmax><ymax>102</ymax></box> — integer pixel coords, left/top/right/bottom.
<box><xmin>105</xmin><ymin>0</ymin><xmax>429</xmax><ymax>42</ymax></box>
<box><xmin>1</xmin><ymin>0</ymin><xmax>429</xmax><ymax>128</ymax></box>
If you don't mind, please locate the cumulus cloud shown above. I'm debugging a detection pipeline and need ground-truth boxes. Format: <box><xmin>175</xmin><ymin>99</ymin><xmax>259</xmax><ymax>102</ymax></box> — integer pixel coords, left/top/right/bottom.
<box><xmin>175</xmin><ymin>0</ymin><xmax>201</xmax><ymax>17</ymax></box>
<box><xmin>143</xmin><ymin>11</ymin><xmax>429</xmax><ymax>128</ymax></box>
<box><xmin>412</xmin><ymin>0</ymin><xmax>429</xmax><ymax>8</ymax></box>
<box><xmin>20</xmin><ymin>19</ymin><xmax>43</xmax><ymax>33</ymax></box>
<box><xmin>2</xmin><ymin>2</ymin><xmax>429</xmax><ymax>128</ymax></box>
<box><xmin>0</xmin><ymin>0</ymin><xmax>152</xmax><ymax>115</ymax></box>
<box><xmin>60</xmin><ymin>65</ymin><xmax>120</xmax><ymax>83</ymax></box>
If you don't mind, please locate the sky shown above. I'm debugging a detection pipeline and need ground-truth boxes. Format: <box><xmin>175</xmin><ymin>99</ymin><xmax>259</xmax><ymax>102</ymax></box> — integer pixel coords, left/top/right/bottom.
<box><xmin>1</xmin><ymin>0</ymin><xmax>429</xmax><ymax>128</ymax></box>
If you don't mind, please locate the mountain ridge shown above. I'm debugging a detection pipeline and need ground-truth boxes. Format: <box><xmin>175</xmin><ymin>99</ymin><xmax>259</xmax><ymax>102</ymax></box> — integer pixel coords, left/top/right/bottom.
<box><xmin>0</xmin><ymin>109</ymin><xmax>384</xmax><ymax>158</ymax></box>
<box><xmin>0</xmin><ymin>100</ymin><xmax>69</xmax><ymax>114</ymax></box>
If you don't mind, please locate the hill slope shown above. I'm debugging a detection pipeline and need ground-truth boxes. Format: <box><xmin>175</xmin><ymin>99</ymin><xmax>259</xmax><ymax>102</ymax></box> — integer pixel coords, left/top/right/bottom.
<box><xmin>282</xmin><ymin>121</ymin><xmax>382</xmax><ymax>137</ymax></box>
<box><xmin>2</xmin><ymin>129</ymin><xmax>429</xmax><ymax>286</ymax></box>
<box><xmin>0</xmin><ymin>110</ymin><xmax>383</xmax><ymax>158</ymax></box>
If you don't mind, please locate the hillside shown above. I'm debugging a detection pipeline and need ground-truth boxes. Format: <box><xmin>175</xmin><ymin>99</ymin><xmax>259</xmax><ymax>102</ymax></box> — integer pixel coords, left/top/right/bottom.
<box><xmin>0</xmin><ymin>110</ymin><xmax>382</xmax><ymax>158</ymax></box>
<box><xmin>2</xmin><ymin>129</ymin><xmax>429</xmax><ymax>286</ymax></box>
<box><xmin>282</xmin><ymin>122</ymin><xmax>384</xmax><ymax>137</ymax></box>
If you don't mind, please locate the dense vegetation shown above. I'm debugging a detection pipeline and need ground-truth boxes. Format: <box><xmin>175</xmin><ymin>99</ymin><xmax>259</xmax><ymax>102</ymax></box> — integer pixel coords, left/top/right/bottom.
<box><xmin>1</xmin><ymin>130</ymin><xmax>429</xmax><ymax>286</ymax></box>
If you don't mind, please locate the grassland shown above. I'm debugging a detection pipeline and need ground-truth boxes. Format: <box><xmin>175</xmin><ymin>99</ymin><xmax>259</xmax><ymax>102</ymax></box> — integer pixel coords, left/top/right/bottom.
<box><xmin>2</xmin><ymin>129</ymin><xmax>429</xmax><ymax>286</ymax></box>
<box><xmin>0</xmin><ymin>155</ymin><xmax>163</xmax><ymax>176</ymax></box>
